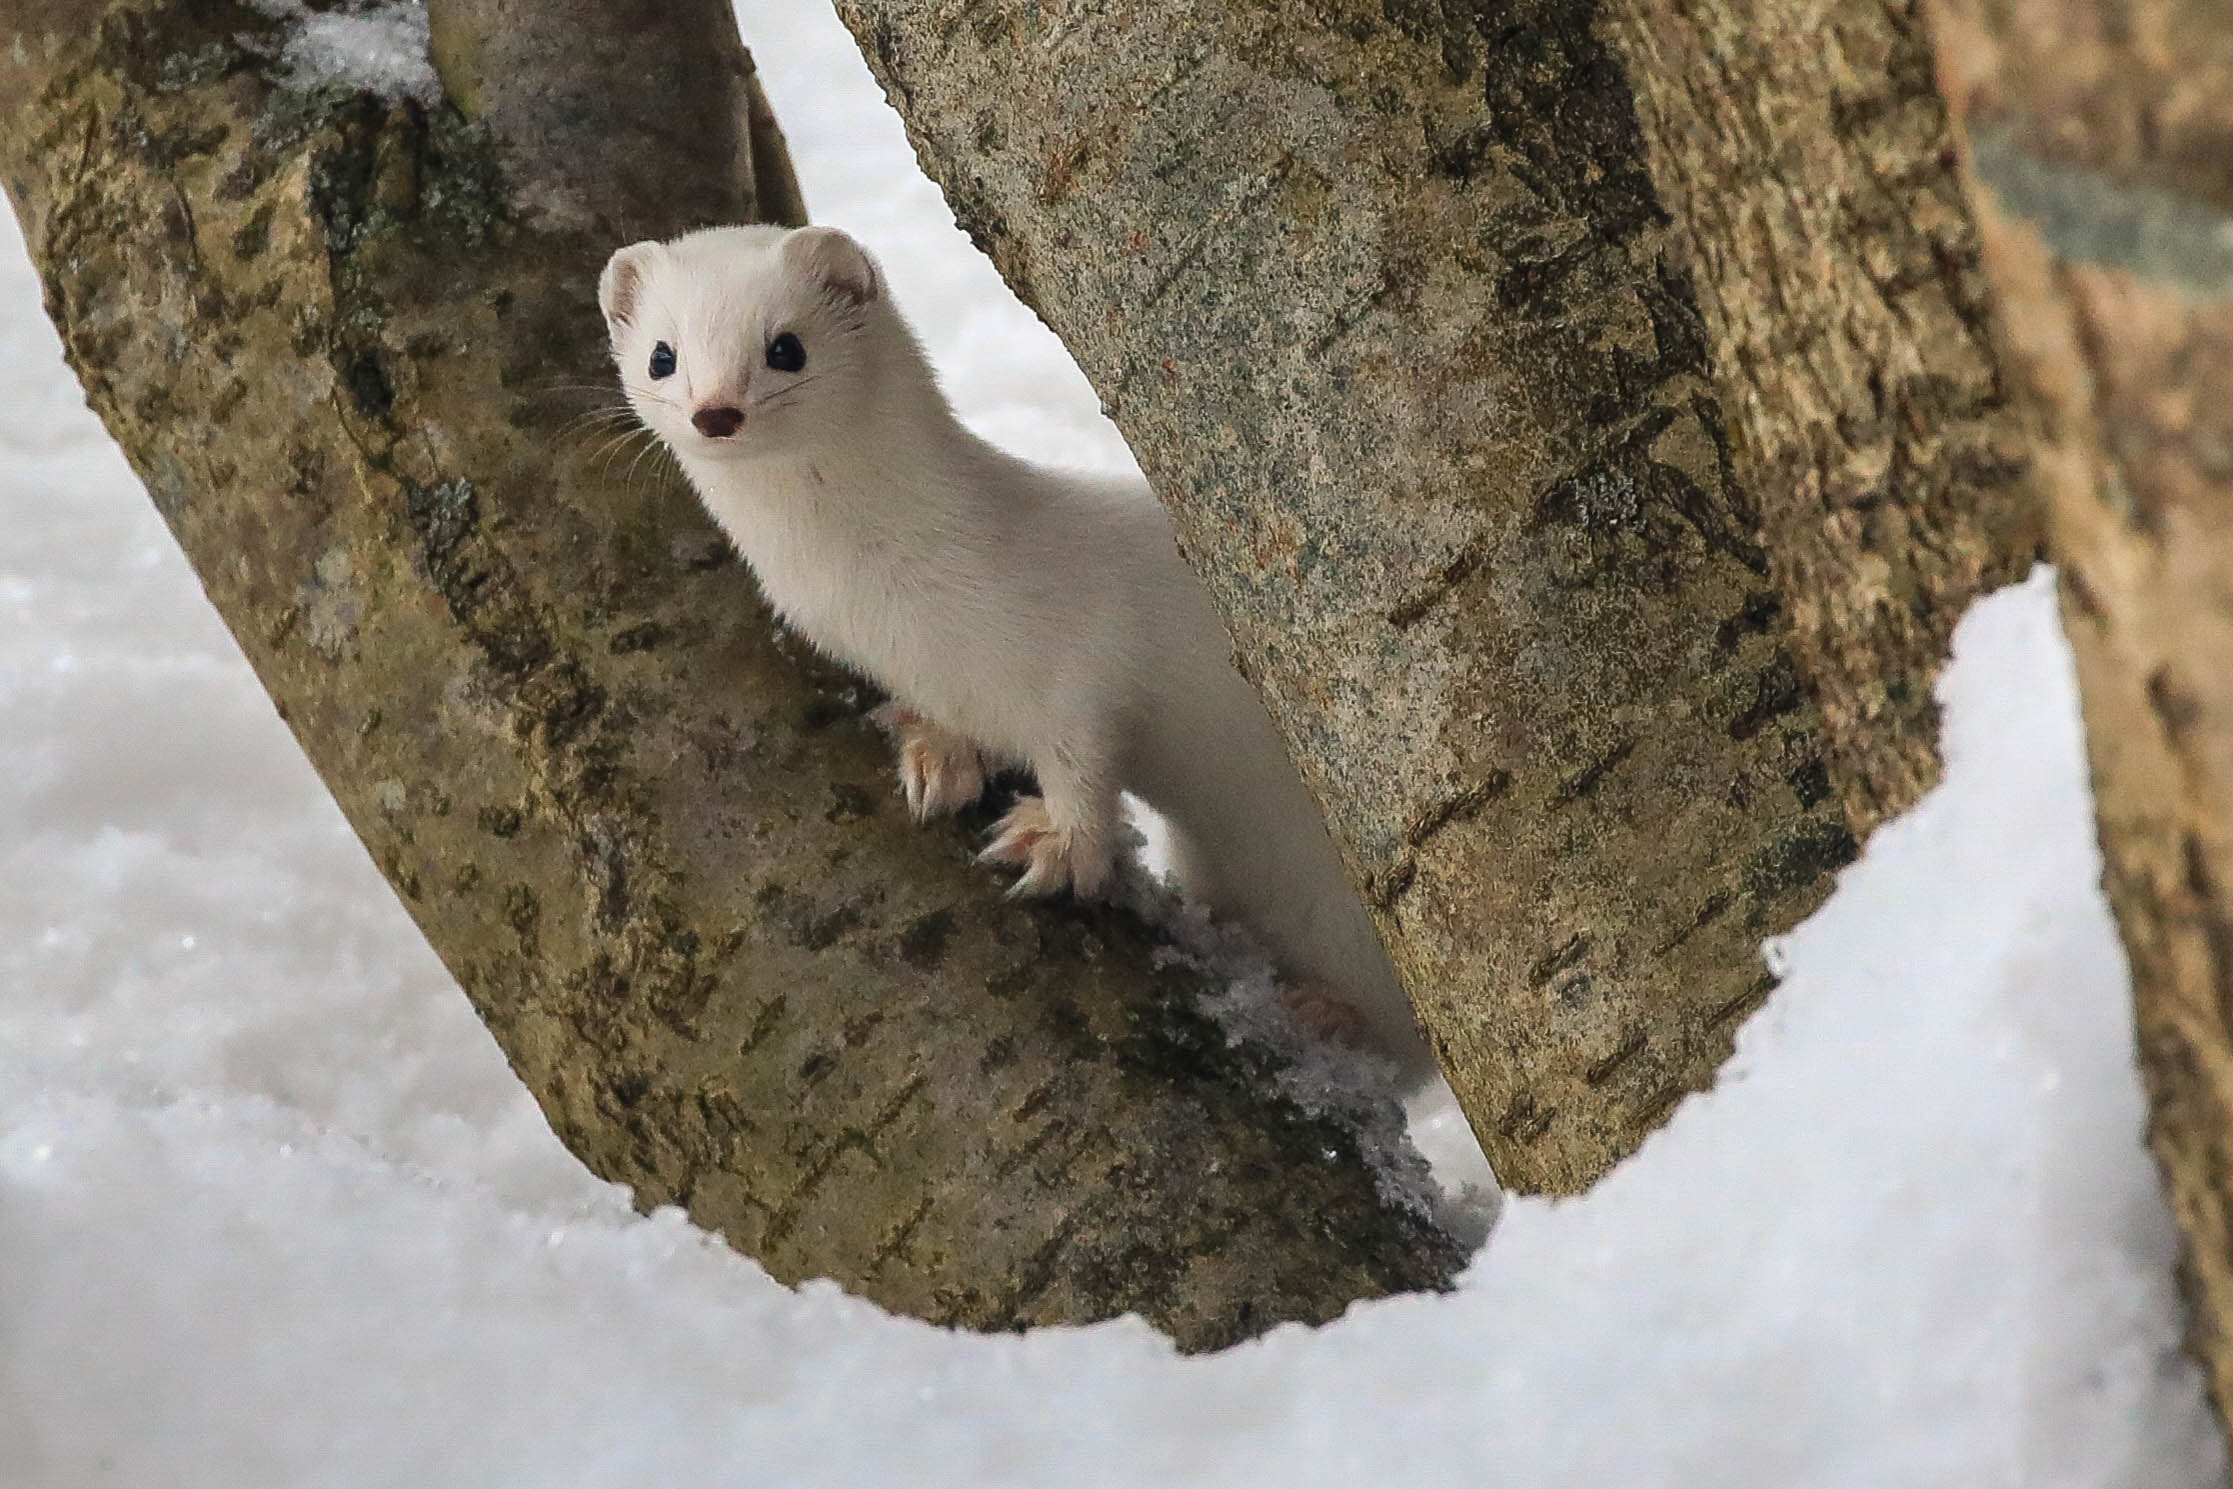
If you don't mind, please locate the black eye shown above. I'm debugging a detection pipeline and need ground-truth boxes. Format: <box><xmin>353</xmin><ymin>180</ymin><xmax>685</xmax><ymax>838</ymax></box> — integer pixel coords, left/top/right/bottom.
<box><xmin>648</xmin><ymin>341</ymin><xmax>676</xmax><ymax>379</ymax></box>
<box><xmin>765</xmin><ymin>332</ymin><xmax>806</xmax><ymax>373</ymax></box>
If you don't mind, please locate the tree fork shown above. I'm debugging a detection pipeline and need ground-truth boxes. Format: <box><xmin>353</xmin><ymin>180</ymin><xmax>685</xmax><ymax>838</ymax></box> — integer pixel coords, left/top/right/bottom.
<box><xmin>423</xmin><ymin>0</ymin><xmax>805</xmax><ymax>237</ymax></box>
<box><xmin>0</xmin><ymin>0</ymin><xmax>1462</xmax><ymax>1352</ymax></box>
<box><xmin>835</xmin><ymin>0</ymin><xmax>2029</xmax><ymax>1192</ymax></box>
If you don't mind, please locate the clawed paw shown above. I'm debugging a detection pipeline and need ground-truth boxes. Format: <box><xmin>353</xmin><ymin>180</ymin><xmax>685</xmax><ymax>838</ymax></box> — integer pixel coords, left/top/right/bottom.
<box><xmin>1283</xmin><ymin>987</ymin><xmax>1374</xmax><ymax>1049</ymax></box>
<box><xmin>871</xmin><ymin>704</ymin><xmax>986</xmax><ymax>822</ymax></box>
<box><xmin>979</xmin><ymin>796</ymin><xmax>1113</xmax><ymax>899</ymax></box>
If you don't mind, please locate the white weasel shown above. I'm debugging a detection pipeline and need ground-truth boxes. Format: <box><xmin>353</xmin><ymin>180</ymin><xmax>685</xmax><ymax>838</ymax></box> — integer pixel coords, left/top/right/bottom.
<box><xmin>599</xmin><ymin>224</ymin><xmax>1431</xmax><ymax>1080</ymax></box>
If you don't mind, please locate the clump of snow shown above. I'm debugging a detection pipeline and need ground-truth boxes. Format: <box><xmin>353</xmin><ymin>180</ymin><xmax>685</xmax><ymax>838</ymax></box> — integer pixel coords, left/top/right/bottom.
<box><xmin>253</xmin><ymin>0</ymin><xmax>439</xmax><ymax>107</ymax></box>
<box><xmin>1103</xmin><ymin>835</ymin><xmax>1495</xmax><ymax>1240</ymax></box>
<box><xmin>1106</xmin><ymin>836</ymin><xmax>1497</xmax><ymax>1241</ymax></box>
<box><xmin>0</xmin><ymin>1</ymin><xmax>2225</xmax><ymax>1483</ymax></box>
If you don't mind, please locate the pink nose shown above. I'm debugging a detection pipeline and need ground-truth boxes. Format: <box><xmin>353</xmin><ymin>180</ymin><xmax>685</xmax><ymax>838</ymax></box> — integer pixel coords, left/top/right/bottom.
<box><xmin>692</xmin><ymin>405</ymin><xmax>744</xmax><ymax>438</ymax></box>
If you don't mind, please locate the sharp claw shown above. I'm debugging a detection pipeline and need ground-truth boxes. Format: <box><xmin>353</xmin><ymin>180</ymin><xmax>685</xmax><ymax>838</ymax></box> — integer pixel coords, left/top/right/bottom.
<box><xmin>976</xmin><ymin>796</ymin><xmax>1111</xmax><ymax>899</ymax></box>
<box><xmin>917</xmin><ymin>760</ymin><xmax>951</xmax><ymax>818</ymax></box>
<box><xmin>1012</xmin><ymin>859</ymin><xmax>1064</xmax><ymax>898</ymax></box>
<box><xmin>885</xmin><ymin>715</ymin><xmax>985</xmax><ymax>823</ymax></box>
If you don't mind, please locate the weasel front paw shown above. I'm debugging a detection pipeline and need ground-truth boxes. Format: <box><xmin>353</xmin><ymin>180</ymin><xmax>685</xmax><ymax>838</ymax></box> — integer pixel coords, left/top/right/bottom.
<box><xmin>871</xmin><ymin>704</ymin><xmax>986</xmax><ymax>822</ymax></box>
<box><xmin>979</xmin><ymin>796</ymin><xmax>1113</xmax><ymax>899</ymax></box>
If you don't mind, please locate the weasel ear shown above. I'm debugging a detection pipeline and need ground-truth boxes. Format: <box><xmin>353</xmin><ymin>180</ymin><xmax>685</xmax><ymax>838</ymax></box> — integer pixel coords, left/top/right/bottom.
<box><xmin>599</xmin><ymin>241</ymin><xmax>661</xmax><ymax>330</ymax></box>
<box><xmin>780</xmin><ymin>226</ymin><xmax>881</xmax><ymax>307</ymax></box>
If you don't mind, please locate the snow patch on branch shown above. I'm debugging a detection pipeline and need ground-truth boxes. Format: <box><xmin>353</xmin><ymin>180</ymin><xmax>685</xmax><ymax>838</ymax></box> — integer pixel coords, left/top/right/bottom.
<box><xmin>253</xmin><ymin>0</ymin><xmax>439</xmax><ymax>106</ymax></box>
<box><xmin>1111</xmin><ymin>837</ymin><xmax>1498</xmax><ymax>1247</ymax></box>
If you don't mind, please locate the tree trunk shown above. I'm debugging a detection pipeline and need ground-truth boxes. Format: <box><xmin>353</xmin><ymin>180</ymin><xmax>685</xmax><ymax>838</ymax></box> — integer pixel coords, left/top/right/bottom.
<box><xmin>836</xmin><ymin>0</ymin><xmax>2029</xmax><ymax>1192</ymax></box>
<box><xmin>1926</xmin><ymin>0</ymin><xmax>2233</xmax><ymax>1437</ymax></box>
<box><xmin>0</xmin><ymin>0</ymin><xmax>1462</xmax><ymax>1353</ymax></box>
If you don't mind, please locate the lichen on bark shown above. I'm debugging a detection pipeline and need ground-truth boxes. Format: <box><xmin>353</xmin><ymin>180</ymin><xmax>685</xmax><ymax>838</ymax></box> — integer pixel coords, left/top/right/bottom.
<box><xmin>0</xmin><ymin>0</ymin><xmax>1463</xmax><ymax>1352</ymax></box>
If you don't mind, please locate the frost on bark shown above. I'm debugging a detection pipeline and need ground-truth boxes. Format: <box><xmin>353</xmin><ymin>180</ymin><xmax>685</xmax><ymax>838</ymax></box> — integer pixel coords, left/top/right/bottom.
<box><xmin>837</xmin><ymin>0</ymin><xmax>2029</xmax><ymax>1192</ymax></box>
<box><xmin>0</xmin><ymin>0</ymin><xmax>1463</xmax><ymax>1352</ymax></box>
<box><xmin>1928</xmin><ymin>0</ymin><xmax>2233</xmax><ymax>1433</ymax></box>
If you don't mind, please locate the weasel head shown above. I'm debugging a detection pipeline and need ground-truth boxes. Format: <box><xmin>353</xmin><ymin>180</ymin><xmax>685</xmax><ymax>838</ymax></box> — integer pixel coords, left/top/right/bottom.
<box><xmin>599</xmin><ymin>224</ymin><xmax>894</xmax><ymax>468</ymax></box>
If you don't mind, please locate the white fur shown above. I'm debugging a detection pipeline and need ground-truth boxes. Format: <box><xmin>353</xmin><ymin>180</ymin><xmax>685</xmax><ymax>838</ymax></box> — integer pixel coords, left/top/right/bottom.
<box><xmin>601</xmin><ymin>225</ymin><xmax>1431</xmax><ymax>1079</ymax></box>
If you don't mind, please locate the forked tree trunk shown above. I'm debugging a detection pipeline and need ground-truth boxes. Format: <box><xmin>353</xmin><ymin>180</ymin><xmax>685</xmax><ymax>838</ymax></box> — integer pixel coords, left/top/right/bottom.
<box><xmin>836</xmin><ymin>0</ymin><xmax>2032</xmax><ymax>1193</ymax></box>
<box><xmin>1925</xmin><ymin>0</ymin><xmax>2233</xmax><ymax>1437</ymax></box>
<box><xmin>0</xmin><ymin>0</ymin><xmax>1461</xmax><ymax>1353</ymax></box>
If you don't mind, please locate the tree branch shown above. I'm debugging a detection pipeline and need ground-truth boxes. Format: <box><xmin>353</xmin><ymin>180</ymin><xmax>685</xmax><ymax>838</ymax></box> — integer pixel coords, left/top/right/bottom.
<box><xmin>835</xmin><ymin>0</ymin><xmax>2021</xmax><ymax>1192</ymax></box>
<box><xmin>1928</xmin><ymin>0</ymin><xmax>2233</xmax><ymax>1438</ymax></box>
<box><xmin>0</xmin><ymin>0</ymin><xmax>1461</xmax><ymax>1352</ymax></box>
<box><xmin>424</xmin><ymin>0</ymin><xmax>804</xmax><ymax>236</ymax></box>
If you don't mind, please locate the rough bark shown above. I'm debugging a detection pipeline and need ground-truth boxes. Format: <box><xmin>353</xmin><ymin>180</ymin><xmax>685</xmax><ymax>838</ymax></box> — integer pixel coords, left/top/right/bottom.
<box><xmin>1603</xmin><ymin>0</ymin><xmax>2041</xmax><ymax>837</ymax></box>
<box><xmin>1927</xmin><ymin>0</ymin><xmax>2233</xmax><ymax>1436</ymax></box>
<box><xmin>0</xmin><ymin>0</ymin><xmax>1462</xmax><ymax>1352</ymax></box>
<box><xmin>423</xmin><ymin>0</ymin><xmax>806</xmax><ymax>237</ymax></box>
<box><xmin>836</xmin><ymin>0</ymin><xmax>2027</xmax><ymax>1191</ymax></box>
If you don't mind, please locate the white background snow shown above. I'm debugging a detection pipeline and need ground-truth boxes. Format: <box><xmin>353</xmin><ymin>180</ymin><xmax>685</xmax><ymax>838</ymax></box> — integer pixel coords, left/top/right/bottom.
<box><xmin>2</xmin><ymin>2</ymin><xmax>2225</xmax><ymax>1484</ymax></box>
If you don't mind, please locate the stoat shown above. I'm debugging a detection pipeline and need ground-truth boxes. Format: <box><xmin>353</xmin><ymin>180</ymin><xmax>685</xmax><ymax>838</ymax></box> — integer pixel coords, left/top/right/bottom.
<box><xmin>598</xmin><ymin>224</ymin><xmax>1432</xmax><ymax>1081</ymax></box>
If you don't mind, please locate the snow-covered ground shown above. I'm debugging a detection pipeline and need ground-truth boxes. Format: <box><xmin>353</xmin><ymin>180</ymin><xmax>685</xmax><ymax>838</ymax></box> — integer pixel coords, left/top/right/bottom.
<box><xmin>1</xmin><ymin>3</ymin><xmax>2223</xmax><ymax>1484</ymax></box>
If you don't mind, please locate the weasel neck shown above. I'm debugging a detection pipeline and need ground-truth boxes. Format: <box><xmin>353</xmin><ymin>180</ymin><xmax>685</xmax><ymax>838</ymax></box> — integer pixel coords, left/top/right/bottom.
<box><xmin>676</xmin><ymin>388</ymin><xmax>1041</xmax><ymax>648</ymax></box>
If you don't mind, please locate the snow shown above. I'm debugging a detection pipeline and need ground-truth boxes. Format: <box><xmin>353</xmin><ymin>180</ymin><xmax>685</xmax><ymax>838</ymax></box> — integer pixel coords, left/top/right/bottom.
<box><xmin>253</xmin><ymin>0</ymin><xmax>439</xmax><ymax>107</ymax></box>
<box><xmin>0</xmin><ymin>1</ymin><xmax>2224</xmax><ymax>1482</ymax></box>
<box><xmin>1114</xmin><ymin>854</ymin><xmax>1495</xmax><ymax>1241</ymax></box>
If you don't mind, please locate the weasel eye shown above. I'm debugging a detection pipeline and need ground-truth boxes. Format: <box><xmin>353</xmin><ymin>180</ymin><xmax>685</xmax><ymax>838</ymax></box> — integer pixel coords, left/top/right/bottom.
<box><xmin>765</xmin><ymin>332</ymin><xmax>806</xmax><ymax>373</ymax></box>
<box><xmin>648</xmin><ymin>342</ymin><xmax>676</xmax><ymax>379</ymax></box>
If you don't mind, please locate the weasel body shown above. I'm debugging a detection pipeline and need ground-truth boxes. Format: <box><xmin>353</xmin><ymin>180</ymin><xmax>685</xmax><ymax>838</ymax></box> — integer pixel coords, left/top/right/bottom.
<box><xmin>600</xmin><ymin>225</ymin><xmax>1429</xmax><ymax>1080</ymax></box>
